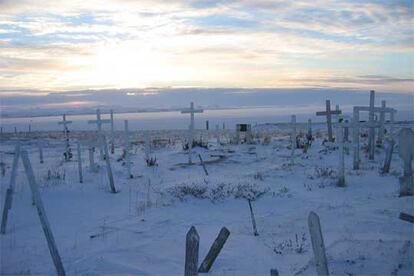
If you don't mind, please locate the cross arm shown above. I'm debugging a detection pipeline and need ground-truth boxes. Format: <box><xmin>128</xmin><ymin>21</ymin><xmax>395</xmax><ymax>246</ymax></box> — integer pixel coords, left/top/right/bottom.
<box><xmin>316</xmin><ymin>110</ymin><xmax>342</xmax><ymax>116</ymax></box>
<box><xmin>181</xmin><ymin>109</ymin><xmax>204</xmax><ymax>114</ymax></box>
<box><xmin>354</xmin><ymin>106</ymin><xmax>396</xmax><ymax>113</ymax></box>
<box><xmin>88</xmin><ymin>119</ymin><xmax>111</xmax><ymax>124</ymax></box>
<box><xmin>58</xmin><ymin>121</ymin><xmax>73</xmax><ymax>125</ymax></box>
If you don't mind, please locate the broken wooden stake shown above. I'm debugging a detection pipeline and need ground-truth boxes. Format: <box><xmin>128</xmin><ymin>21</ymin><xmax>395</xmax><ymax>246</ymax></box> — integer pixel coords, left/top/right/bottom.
<box><xmin>270</xmin><ymin>269</ymin><xmax>279</xmax><ymax>276</ymax></box>
<box><xmin>198</xmin><ymin>154</ymin><xmax>208</xmax><ymax>176</ymax></box>
<box><xmin>39</xmin><ymin>144</ymin><xmax>44</xmax><ymax>164</ymax></box>
<box><xmin>399</xmin><ymin>212</ymin><xmax>414</xmax><ymax>223</ymax></box>
<box><xmin>198</xmin><ymin>227</ymin><xmax>230</xmax><ymax>273</ymax></box>
<box><xmin>308</xmin><ymin>211</ymin><xmax>329</xmax><ymax>276</ymax></box>
<box><xmin>21</xmin><ymin>150</ymin><xmax>66</xmax><ymax>276</ymax></box>
<box><xmin>248</xmin><ymin>199</ymin><xmax>259</xmax><ymax>236</ymax></box>
<box><xmin>185</xmin><ymin>226</ymin><xmax>200</xmax><ymax>276</ymax></box>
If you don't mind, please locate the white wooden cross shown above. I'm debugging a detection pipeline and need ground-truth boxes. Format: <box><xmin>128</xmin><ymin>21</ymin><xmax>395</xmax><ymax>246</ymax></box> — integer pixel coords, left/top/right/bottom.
<box><xmin>124</xmin><ymin>120</ymin><xmax>133</xmax><ymax>178</ymax></box>
<box><xmin>290</xmin><ymin>115</ymin><xmax>296</xmax><ymax>165</ymax></box>
<box><xmin>181</xmin><ymin>102</ymin><xmax>203</xmax><ymax>164</ymax></box>
<box><xmin>316</xmin><ymin>100</ymin><xmax>342</xmax><ymax>142</ymax></box>
<box><xmin>88</xmin><ymin>109</ymin><xmax>111</xmax><ymax>159</ymax></box>
<box><xmin>353</xmin><ymin>91</ymin><xmax>396</xmax><ymax>164</ymax></box>
<box><xmin>58</xmin><ymin>114</ymin><xmax>72</xmax><ymax>161</ymax></box>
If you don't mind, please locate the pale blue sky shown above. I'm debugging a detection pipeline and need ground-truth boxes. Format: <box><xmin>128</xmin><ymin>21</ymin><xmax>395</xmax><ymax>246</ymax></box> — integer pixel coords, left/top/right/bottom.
<box><xmin>0</xmin><ymin>0</ymin><xmax>413</xmax><ymax>93</ymax></box>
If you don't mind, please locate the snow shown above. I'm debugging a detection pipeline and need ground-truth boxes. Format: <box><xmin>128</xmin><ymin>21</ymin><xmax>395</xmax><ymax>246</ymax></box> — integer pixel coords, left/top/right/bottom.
<box><xmin>0</xmin><ymin>126</ymin><xmax>413</xmax><ymax>275</ymax></box>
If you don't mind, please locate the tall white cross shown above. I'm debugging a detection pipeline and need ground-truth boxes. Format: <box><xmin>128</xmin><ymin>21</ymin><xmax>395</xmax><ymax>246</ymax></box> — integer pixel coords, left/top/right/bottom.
<box><xmin>88</xmin><ymin>109</ymin><xmax>111</xmax><ymax>159</ymax></box>
<box><xmin>353</xmin><ymin>91</ymin><xmax>396</xmax><ymax>162</ymax></box>
<box><xmin>316</xmin><ymin>100</ymin><xmax>342</xmax><ymax>142</ymax></box>
<box><xmin>58</xmin><ymin>114</ymin><xmax>72</xmax><ymax>161</ymax></box>
<box><xmin>181</xmin><ymin>102</ymin><xmax>203</xmax><ymax>164</ymax></box>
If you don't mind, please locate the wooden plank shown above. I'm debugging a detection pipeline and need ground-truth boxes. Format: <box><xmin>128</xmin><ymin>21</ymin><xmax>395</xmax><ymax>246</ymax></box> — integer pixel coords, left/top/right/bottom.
<box><xmin>248</xmin><ymin>199</ymin><xmax>259</xmax><ymax>236</ymax></box>
<box><xmin>39</xmin><ymin>144</ymin><xmax>44</xmax><ymax>164</ymax></box>
<box><xmin>20</xmin><ymin>150</ymin><xmax>66</xmax><ymax>276</ymax></box>
<box><xmin>308</xmin><ymin>211</ymin><xmax>329</xmax><ymax>276</ymax></box>
<box><xmin>185</xmin><ymin>226</ymin><xmax>199</xmax><ymax>276</ymax></box>
<box><xmin>1</xmin><ymin>144</ymin><xmax>20</xmax><ymax>234</ymax></box>
<box><xmin>198</xmin><ymin>227</ymin><xmax>230</xmax><ymax>273</ymax></box>
<box><xmin>77</xmin><ymin>143</ymin><xmax>83</xmax><ymax>183</ymax></box>
<box><xmin>101</xmin><ymin>135</ymin><xmax>117</xmax><ymax>193</ymax></box>
<box><xmin>382</xmin><ymin>139</ymin><xmax>395</xmax><ymax>174</ymax></box>
<box><xmin>399</xmin><ymin>212</ymin><xmax>414</xmax><ymax>223</ymax></box>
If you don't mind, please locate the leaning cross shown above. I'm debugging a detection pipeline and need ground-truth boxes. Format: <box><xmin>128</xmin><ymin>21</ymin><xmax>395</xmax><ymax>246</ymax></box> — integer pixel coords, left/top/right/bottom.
<box><xmin>58</xmin><ymin>114</ymin><xmax>72</xmax><ymax>161</ymax></box>
<box><xmin>88</xmin><ymin>109</ymin><xmax>111</xmax><ymax>159</ymax></box>
<box><xmin>181</xmin><ymin>102</ymin><xmax>203</xmax><ymax>164</ymax></box>
<box><xmin>316</xmin><ymin>100</ymin><xmax>342</xmax><ymax>142</ymax></box>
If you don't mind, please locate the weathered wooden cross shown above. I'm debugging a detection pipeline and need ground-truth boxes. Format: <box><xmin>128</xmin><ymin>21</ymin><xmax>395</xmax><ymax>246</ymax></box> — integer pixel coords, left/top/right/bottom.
<box><xmin>181</xmin><ymin>102</ymin><xmax>203</xmax><ymax>164</ymax></box>
<box><xmin>58</xmin><ymin>114</ymin><xmax>72</xmax><ymax>161</ymax></box>
<box><xmin>353</xmin><ymin>91</ymin><xmax>396</xmax><ymax>165</ymax></box>
<box><xmin>336</xmin><ymin>115</ymin><xmax>352</xmax><ymax>187</ymax></box>
<box><xmin>316</xmin><ymin>100</ymin><xmax>342</xmax><ymax>142</ymax></box>
<box><xmin>88</xmin><ymin>109</ymin><xmax>111</xmax><ymax>159</ymax></box>
<box><xmin>0</xmin><ymin>145</ymin><xmax>66</xmax><ymax>275</ymax></box>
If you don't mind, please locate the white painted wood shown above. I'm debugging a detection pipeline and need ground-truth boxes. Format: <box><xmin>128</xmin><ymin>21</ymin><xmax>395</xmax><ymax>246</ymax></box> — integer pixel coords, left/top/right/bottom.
<box><xmin>144</xmin><ymin>132</ymin><xmax>151</xmax><ymax>161</ymax></box>
<box><xmin>308</xmin><ymin>211</ymin><xmax>329</xmax><ymax>276</ymax></box>
<box><xmin>88</xmin><ymin>109</ymin><xmax>111</xmax><ymax>160</ymax></box>
<box><xmin>181</xmin><ymin>102</ymin><xmax>203</xmax><ymax>164</ymax></box>
<box><xmin>110</xmin><ymin>109</ymin><xmax>115</xmax><ymax>154</ymax></box>
<box><xmin>215</xmin><ymin>124</ymin><xmax>221</xmax><ymax>144</ymax></box>
<box><xmin>77</xmin><ymin>143</ymin><xmax>83</xmax><ymax>183</ymax></box>
<box><xmin>20</xmin><ymin>150</ymin><xmax>66</xmax><ymax>276</ymax></box>
<box><xmin>316</xmin><ymin>100</ymin><xmax>341</xmax><ymax>142</ymax></box>
<box><xmin>88</xmin><ymin>147</ymin><xmax>96</xmax><ymax>171</ymax></box>
<box><xmin>248</xmin><ymin>199</ymin><xmax>259</xmax><ymax>236</ymax></box>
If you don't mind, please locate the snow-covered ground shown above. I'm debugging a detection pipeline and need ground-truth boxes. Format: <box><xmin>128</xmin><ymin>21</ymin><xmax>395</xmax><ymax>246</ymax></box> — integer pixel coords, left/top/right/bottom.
<box><xmin>0</xmin><ymin>127</ymin><xmax>413</xmax><ymax>275</ymax></box>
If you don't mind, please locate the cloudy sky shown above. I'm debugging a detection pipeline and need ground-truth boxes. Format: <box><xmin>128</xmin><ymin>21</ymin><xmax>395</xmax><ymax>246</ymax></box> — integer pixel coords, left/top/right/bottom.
<box><xmin>0</xmin><ymin>0</ymin><xmax>413</xmax><ymax>95</ymax></box>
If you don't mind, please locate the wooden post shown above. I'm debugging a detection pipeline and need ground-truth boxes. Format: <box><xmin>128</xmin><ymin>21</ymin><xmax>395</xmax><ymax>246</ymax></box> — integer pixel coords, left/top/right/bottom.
<box><xmin>101</xmin><ymin>135</ymin><xmax>117</xmax><ymax>193</ymax></box>
<box><xmin>382</xmin><ymin>139</ymin><xmax>395</xmax><ymax>174</ymax></box>
<box><xmin>1</xmin><ymin>144</ymin><xmax>20</xmax><ymax>234</ymax></box>
<box><xmin>368</xmin><ymin>90</ymin><xmax>375</xmax><ymax>160</ymax></box>
<box><xmin>399</xmin><ymin>212</ymin><xmax>414</xmax><ymax>223</ymax></box>
<box><xmin>316</xmin><ymin>100</ymin><xmax>341</xmax><ymax>142</ymax></box>
<box><xmin>88</xmin><ymin>146</ymin><xmax>96</xmax><ymax>171</ymax></box>
<box><xmin>352</xmin><ymin>108</ymin><xmax>360</xmax><ymax>170</ymax></box>
<box><xmin>248</xmin><ymin>199</ymin><xmax>259</xmax><ymax>236</ymax></box>
<box><xmin>290</xmin><ymin>115</ymin><xmax>296</xmax><ymax>165</ymax></box>
<box><xmin>377</xmin><ymin>100</ymin><xmax>386</xmax><ymax>145</ymax></box>
<box><xmin>110</xmin><ymin>109</ymin><xmax>115</xmax><ymax>154</ymax></box>
<box><xmin>124</xmin><ymin>120</ymin><xmax>133</xmax><ymax>178</ymax></box>
<box><xmin>77</xmin><ymin>143</ymin><xmax>83</xmax><ymax>183</ymax></box>
<box><xmin>308</xmin><ymin>212</ymin><xmax>329</xmax><ymax>276</ymax></box>
<box><xmin>185</xmin><ymin>226</ymin><xmax>199</xmax><ymax>276</ymax></box>
<box><xmin>198</xmin><ymin>227</ymin><xmax>230</xmax><ymax>273</ymax></box>
<box><xmin>270</xmin><ymin>269</ymin><xmax>279</xmax><ymax>276</ymax></box>
<box><xmin>39</xmin><ymin>144</ymin><xmax>44</xmax><ymax>164</ymax></box>
<box><xmin>20</xmin><ymin>150</ymin><xmax>66</xmax><ymax>276</ymax></box>
<box><xmin>198</xmin><ymin>154</ymin><xmax>208</xmax><ymax>176</ymax></box>
<box><xmin>181</xmin><ymin>102</ymin><xmax>204</xmax><ymax>164</ymax></box>
<box><xmin>206</xmin><ymin>120</ymin><xmax>209</xmax><ymax>131</ymax></box>
<box><xmin>337</xmin><ymin>120</ymin><xmax>345</xmax><ymax>187</ymax></box>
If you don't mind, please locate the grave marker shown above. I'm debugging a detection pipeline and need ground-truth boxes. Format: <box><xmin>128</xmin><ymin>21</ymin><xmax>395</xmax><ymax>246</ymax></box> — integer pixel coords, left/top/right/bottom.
<box><xmin>198</xmin><ymin>227</ymin><xmax>230</xmax><ymax>273</ymax></box>
<box><xmin>185</xmin><ymin>226</ymin><xmax>199</xmax><ymax>276</ymax></box>
<box><xmin>88</xmin><ymin>146</ymin><xmax>96</xmax><ymax>171</ymax></box>
<box><xmin>316</xmin><ymin>100</ymin><xmax>342</xmax><ymax>142</ymax></box>
<box><xmin>100</xmin><ymin>135</ymin><xmax>117</xmax><ymax>193</ymax></box>
<box><xmin>382</xmin><ymin>111</ymin><xmax>396</xmax><ymax>174</ymax></box>
<box><xmin>77</xmin><ymin>143</ymin><xmax>83</xmax><ymax>183</ymax></box>
<box><xmin>336</xmin><ymin>116</ymin><xmax>351</xmax><ymax>187</ymax></box>
<box><xmin>398</xmin><ymin>128</ymin><xmax>414</xmax><ymax>196</ymax></box>
<box><xmin>308</xmin><ymin>212</ymin><xmax>329</xmax><ymax>276</ymax></box>
<box><xmin>58</xmin><ymin>114</ymin><xmax>72</xmax><ymax>161</ymax></box>
<box><xmin>181</xmin><ymin>102</ymin><xmax>203</xmax><ymax>164</ymax></box>
<box><xmin>290</xmin><ymin>115</ymin><xmax>296</xmax><ymax>164</ymax></box>
<box><xmin>1</xmin><ymin>143</ymin><xmax>20</xmax><ymax>234</ymax></box>
<box><xmin>215</xmin><ymin>124</ymin><xmax>221</xmax><ymax>145</ymax></box>
<box><xmin>39</xmin><ymin>144</ymin><xmax>44</xmax><ymax>164</ymax></box>
<box><xmin>124</xmin><ymin>120</ymin><xmax>133</xmax><ymax>178</ymax></box>
<box><xmin>88</xmin><ymin>109</ymin><xmax>111</xmax><ymax>160</ymax></box>
<box><xmin>144</xmin><ymin>132</ymin><xmax>151</xmax><ymax>162</ymax></box>
<box><xmin>110</xmin><ymin>109</ymin><xmax>115</xmax><ymax>154</ymax></box>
